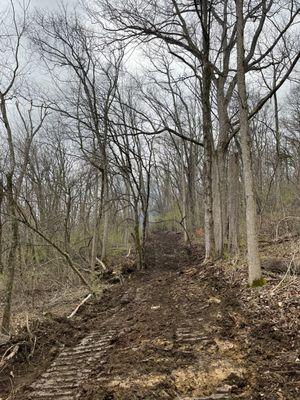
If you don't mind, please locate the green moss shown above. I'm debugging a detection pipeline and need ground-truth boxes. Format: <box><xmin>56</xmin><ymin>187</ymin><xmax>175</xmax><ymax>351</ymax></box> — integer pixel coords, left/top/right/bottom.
<box><xmin>250</xmin><ymin>277</ymin><xmax>267</xmax><ymax>288</ymax></box>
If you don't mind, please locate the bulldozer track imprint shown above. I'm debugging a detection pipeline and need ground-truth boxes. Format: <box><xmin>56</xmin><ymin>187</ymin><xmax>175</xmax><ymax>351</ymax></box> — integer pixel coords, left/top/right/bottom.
<box><xmin>176</xmin><ymin>327</ymin><xmax>210</xmax><ymax>344</ymax></box>
<box><xmin>28</xmin><ymin>330</ymin><xmax>117</xmax><ymax>399</ymax></box>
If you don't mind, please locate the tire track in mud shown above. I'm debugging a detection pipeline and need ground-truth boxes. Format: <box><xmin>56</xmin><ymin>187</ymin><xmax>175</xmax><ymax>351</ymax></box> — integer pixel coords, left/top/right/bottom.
<box><xmin>28</xmin><ymin>329</ymin><xmax>117</xmax><ymax>399</ymax></box>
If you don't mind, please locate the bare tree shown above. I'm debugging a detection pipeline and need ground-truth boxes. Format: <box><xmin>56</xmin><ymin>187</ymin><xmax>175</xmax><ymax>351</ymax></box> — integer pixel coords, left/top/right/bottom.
<box><xmin>0</xmin><ymin>0</ymin><xmax>29</xmax><ymax>334</ymax></box>
<box><xmin>236</xmin><ymin>0</ymin><xmax>262</xmax><ymax>286</ymax></box>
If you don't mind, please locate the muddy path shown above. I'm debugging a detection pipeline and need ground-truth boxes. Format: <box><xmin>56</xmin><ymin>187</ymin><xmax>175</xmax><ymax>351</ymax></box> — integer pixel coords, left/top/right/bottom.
<box><xmin>0</xmin><ymin>231</ymin><xmax>299</xmax><ymax>399</ymax></box>
<box><xmin>80</xmin><ymin>232</ymin><xmax>248</xmax><ymax>400</ymax></box>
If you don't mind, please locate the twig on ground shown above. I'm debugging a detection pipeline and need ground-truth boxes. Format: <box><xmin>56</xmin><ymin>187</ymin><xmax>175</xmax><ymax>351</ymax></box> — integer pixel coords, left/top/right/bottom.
<box><xmin>67</xmin><ymin>294</ymin><xmax>92</xmax><ymax>319</ymax></box>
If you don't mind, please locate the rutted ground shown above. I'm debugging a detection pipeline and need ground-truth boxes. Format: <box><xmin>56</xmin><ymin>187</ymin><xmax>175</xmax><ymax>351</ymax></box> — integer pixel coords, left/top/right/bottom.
<box><xmin>80</xmin><ymin>233</ymin><xmax>247</xmax><ymax>399</ymax></box>
<box><xmin>0</xmin><ymin>232</ymin><xmax>299</xmax><ymax>399</ymax></box>
<box><xmin>28</xmin><ymin>330</ymin><xmax>116</xmax><ymax>399</ymax></box>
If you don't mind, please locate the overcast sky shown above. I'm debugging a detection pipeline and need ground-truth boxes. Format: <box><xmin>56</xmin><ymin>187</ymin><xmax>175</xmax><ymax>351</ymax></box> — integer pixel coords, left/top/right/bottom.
<box><xmin>0</xmin><ymin>0</ymin><xmax>296</xmax><ymax>101</ymax></box>
<box><xmin>31</xmin><ymin>0</ymin><xmax>77</xmax><ymax>9</ymax></box>
<box><xmin>0</xmin><ymin>0</ymin><xmax>77</xmax><ymax>13</ymax></box>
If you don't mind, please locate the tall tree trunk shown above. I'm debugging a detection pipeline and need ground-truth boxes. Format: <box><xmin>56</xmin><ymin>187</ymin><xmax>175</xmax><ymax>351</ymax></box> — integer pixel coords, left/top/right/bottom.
<box><xmin>101</xmin><ymin>182</ymin><xmax>109</xmax><ymax>262</ymax></box>
<box><xmin>124</xmin><ymin>181</ymin><xmax>131</xmax><ymax>249</ymax></box>
<box><xmin>1</xmin><ymin>174</ymin><xmax>18</xmax><ymax>334</ymax></box>
<box><xmin>90</xmin><ymin>172</ymin><xmax>100</xmax><ymax>272</ymax></box>
<box><xmin>274</xmin><ymin>91</ymin><xmax>281</xmax><ymax>209</ymax></box>
<box><xmin>202</xmin><ymin>1</ymin><xmax>215</xmax><ymax>261</ymax></box>
<box><xmin>186</xmin><ymin>144</ymin><xmax>197</xmax><ymax>239</ymax></box>
<box><xmin>218</xmin><ymin>150</ymin><xmax>228</xmax><ymax>248</ymax></box>
<box><xmin>140</xmin><ymin>180</ymin><xmax>150</xmax><ymax>267</ymax></box>
<box><xmin>64</xmin><ymin>187</ymin><xmax>72</xmax><ymax>252</ymax></box>
<box><xmin>212</xmin><ymin>153</ymin><xmax>223</xmax><ymax>258</ymax></box>
<box><xmin>203</xmin><ymin>106</ymin><xmax>214</xmax><ymax>261</ymax></box>
<box><xmin>1</xmin><ymin>94</ymin><xmax>18</xmax><ymax>334</ymax></box>
<box><xmin>181</xmin><ymin>153</ymin><xmax>188</xmax><ymax>243</ymax></box>
<box><xmin>228</xmin><ymin>152</ymin><xmax>240</xmax><ymax>254</ymax></box>
<box><xmin>216</xmin><ymin>72</ymin><xmax>231</xmax><ymax>256</ymax></box>
<box><xmin>133</xmin><ymin>199</ymin><xmax>143</xmax><ymax>269</ymax></box>
<box><xmin>236</xmin><ymin>0</ymin><xmax>262</xmax><ymax>285</ymax></box>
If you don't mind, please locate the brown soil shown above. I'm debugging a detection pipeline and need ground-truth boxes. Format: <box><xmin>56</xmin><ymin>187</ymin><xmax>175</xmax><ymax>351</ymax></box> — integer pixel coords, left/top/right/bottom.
<box><xmin>0</xmin><ymin>231</ymin><xmax>299</xmax><ymax>399</ymax></box>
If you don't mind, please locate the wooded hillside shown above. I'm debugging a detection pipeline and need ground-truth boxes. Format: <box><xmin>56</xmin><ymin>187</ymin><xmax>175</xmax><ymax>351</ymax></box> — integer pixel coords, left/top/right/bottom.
<box><xmin>0</xmin><ymin>1</ymin><xmax>299</xmax><ymax>399</ymax></box>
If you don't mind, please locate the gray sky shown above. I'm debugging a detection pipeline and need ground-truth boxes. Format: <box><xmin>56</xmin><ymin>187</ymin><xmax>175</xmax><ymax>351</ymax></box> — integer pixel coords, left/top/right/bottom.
<box><xmin>31</xmin><ymin>0</ymin><xmax>76</xmax><ymax>9</ymax></box>
<box><xmin>0</xmin><ymin>0</ymin><xmax>75</xmax><ymax>13</ymax></box>
<box><xmin>0</xmin><ymin>0</ymin><xmax>296</xmax><ymax>102</ymax></box>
